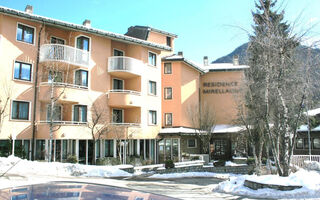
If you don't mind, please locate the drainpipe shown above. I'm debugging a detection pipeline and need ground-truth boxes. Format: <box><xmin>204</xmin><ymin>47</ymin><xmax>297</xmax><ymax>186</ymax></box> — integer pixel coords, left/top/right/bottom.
<box><xmin>31</xmin><ymin>22</ymin><xmax>44</xmax><ymax>160</ymax></box>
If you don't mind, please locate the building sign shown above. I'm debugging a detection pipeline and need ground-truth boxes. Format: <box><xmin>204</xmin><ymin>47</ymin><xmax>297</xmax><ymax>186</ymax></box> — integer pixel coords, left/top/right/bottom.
<box><xmin>202</xmin><ymin>81</ymin><xmax>241</xmax><ymax>94</ymax></box>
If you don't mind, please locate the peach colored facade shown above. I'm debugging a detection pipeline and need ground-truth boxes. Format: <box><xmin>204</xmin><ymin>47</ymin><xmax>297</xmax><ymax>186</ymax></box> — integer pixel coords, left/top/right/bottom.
<box><xmin>0</xmin><ymin>6</ymin><xmax>175</xmax><ymax>164</ymax></box>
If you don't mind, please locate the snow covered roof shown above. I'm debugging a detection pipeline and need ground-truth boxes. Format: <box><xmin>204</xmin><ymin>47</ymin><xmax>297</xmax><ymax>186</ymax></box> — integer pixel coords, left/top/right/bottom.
<box><xmin>298</xmin><ymin>125</ymin><xmax>320</xmax><ymax>132</ymax></box>
<box><xmin>0</xmin><ymin>6</ymin><xmax>171</xmax><ymax>51</ymax></box>
<box><xmin>160</xmin><ymin>125</ymin><xmax>244</xmax><ymax>135</ymax></box>
<box><xmin>203</xmin><ymin>63</ymin><xmax>249</xmax><ymax>72</ymax></box>
<box><xmin>159</xmin><ymin>127</ymin><xmax>200</xmax><ymax>134</ymax></box>
<box><xmin>126</xmin><ymin>25</ymin><xmax>178</xmax><ymax>39</ymax></box>
<box><xmin>162</xmin><ymin>54</ymin><xmax>205</xmax><ymax>74</ymax></box>
<box><xmin>305</xmin><ymin>108</ymin><xmax>320</xmax><ymax>117</ymax></box>
<box><xmin>212</xmin><ymin>124</ymin><xmax>245</xmax><ymax>133</ymax></box>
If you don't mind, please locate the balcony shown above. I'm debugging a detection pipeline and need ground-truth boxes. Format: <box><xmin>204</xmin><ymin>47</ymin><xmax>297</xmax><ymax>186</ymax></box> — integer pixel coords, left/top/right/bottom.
<box><xmin>108</xmin><ymin>56</ymin><xmax>143</xmax><ymax>78</ymax></box>
<box><xmin>39</xmin><ymin>82</ymin><xmax>88</xmax><ymax>103</ymax></box>
<box><xmin>108</xmin><ymin>90</ymin><xmax>142</xmax><ymax>108</ymax></box>
<box><xmin>37</xmin><ymin>121</ymin><xmax>89</xmax><ymax>139</ymax></box>
<box><xmin>40</xmin><ymin>44</ymin><xmax>90</xmax><ymax>68</ymax></box>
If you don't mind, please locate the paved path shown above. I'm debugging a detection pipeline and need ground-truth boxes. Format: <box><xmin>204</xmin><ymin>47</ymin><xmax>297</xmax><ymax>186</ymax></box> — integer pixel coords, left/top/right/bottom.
<box><xmin>0</xmin><ymin>174</ymin><xmax>262</xmax><ymax>200</ymax></box>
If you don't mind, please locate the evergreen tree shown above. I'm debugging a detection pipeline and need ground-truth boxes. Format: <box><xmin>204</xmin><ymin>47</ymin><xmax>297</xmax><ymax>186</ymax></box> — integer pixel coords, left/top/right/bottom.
<box><xmin>245</xmin><ymin>0</ymin><xmax>304</xmax><ymax>177</ymax></box>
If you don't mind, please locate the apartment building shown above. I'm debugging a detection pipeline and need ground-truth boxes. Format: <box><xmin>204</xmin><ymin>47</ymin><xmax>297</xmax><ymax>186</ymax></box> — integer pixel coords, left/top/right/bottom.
<box><xmin>0</xmin><ymin>5</ymin><xmax>176</xmax><ymax>164</ymax></box>
<box><xmin>160</xmin><ymin>54</ymin><xmax>248</xmax><ymax>161</ymax></box>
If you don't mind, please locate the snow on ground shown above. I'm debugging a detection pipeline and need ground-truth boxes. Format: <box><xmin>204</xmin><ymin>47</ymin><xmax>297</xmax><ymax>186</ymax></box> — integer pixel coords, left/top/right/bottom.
<box><xmin>0</xmin><ymin>156</ymin><xmax>132</xmax><ymax>178</ymax></box>
<box><xmin>215</xmin><ymin>169</ymin><xmax>320</xmax><ymax>199</ymax></box>
<box><xmin>149</xmin><ymin>172</ymin><xmax>232</xmax><ymax>179</ymax></box>
<box><xmin>225</xmin><ymin>161</ymin><xmax>247</xmax><ymax>167</ymax></box>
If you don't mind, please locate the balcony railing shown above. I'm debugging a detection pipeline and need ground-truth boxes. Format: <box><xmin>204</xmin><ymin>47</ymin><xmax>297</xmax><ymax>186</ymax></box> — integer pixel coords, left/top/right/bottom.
<box><xmin>109</xmin><ymin>89</ymin><xmax>141</xmax><ymax>95</ymax></box>
<box><xmin>40</xmin><ymin>44</ymin><xmax>90</xmax><ymax>68</ymax></box>
<box><xmin>108</xmin><ymin>56</ymin><xmax>143</xmax><ymax>76</ymax></box>
<box><xmin>38</xmin><ymin>120</ymin><xmax>87</xmax><ymax>125</ymax></box>
<box><xmin>40</xmin><ymin>82</ymin><xmax>88</xmax><ymax>90</ymax></box>
<box><xmin>109</xmin><ymin>123</ymin><xmax>141</xmax><ymax>127</ymax></box>
<box><xmin>108</xmin><ymin>90</ymin><xmax>142</xmax><ymax>107</ymax></box>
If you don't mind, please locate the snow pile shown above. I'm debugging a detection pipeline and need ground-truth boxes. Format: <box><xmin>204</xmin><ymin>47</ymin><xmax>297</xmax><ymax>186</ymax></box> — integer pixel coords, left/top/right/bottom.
<box><xmin>150</xmin><ymin>172</ymin><xmax>232</xmax><ymax>179</ymax></box>
<box><xmin>0</xmin><ymin>156</ymin><xmax>131</xmax><ymax>178</ymax></box>
<box><xmin>215</xmin><ymin>169</ymin><xmax>320</xmax><ymax>199</ymax></box>
<box><xmin>304</xmin><ymin>161</ymin><xmax>320</xmax><ymax>171</ymax></box>
<box><xmin>225</xmin><ymin>161</ymin><xmax>247</xmax><ymax>167</ymax></box>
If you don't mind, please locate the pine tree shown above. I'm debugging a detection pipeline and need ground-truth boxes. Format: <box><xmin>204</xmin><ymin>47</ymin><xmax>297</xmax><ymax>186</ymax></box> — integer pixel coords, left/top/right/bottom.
<box><xmin>245</xmin><ymin>0</ymin><xmax>303</xmax><ymax>177</ymax></box>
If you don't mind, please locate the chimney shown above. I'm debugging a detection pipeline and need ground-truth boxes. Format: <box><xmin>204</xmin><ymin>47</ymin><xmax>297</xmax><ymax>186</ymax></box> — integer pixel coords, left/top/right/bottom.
<box><xmin>203</xmin><ymin>56</ymin><xmax>208</xmax><ymax>66</ymax></box>
<box><xmin>25</xmin><ymin>5</ymin><xmax>33</xmax><ymax>14</ymax></box>
<box><xmin>177</xmin><ymin>51</ymin><xmax>183</xmax><ymax>56</ymax></box>
<box><xmin>233</xmin><ymin>55</ymin><xmax>239</xmax><ymax>65</ymax></box>
<box><xmin>83</xmin><ymin>19</ymin><xmax>91</xmax><ymax>28</ymax></box>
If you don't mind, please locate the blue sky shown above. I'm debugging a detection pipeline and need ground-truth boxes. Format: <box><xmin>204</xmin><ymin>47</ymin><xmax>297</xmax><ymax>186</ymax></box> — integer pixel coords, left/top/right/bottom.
<box><xmin>1</xmin><ymin>0</ymin><xmax>320</xmax><ymax>63</ymax></box>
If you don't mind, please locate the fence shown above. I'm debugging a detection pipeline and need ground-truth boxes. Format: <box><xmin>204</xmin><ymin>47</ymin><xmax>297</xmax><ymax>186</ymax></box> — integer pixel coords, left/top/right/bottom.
<box><xmin>291</xmin><ymin>155</ymin><xmax>320</xmax><ymax>167</ymax></box>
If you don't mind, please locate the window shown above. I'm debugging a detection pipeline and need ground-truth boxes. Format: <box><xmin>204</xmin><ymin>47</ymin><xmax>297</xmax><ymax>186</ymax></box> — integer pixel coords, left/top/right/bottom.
<box><xmin>149</xmin><ymin>81</ymin><xmax>156</xmax><ymax>95</ymax></box>
<box><xmin>51</xmin><ymin>37</ymin><xmax>65</xmax><ymax>44</ymax></box>
<box><xmin>73</xmin><ymin>105</ymin><xmax>87</xmax><ymax>122</ymax></box>
<box><xmin>48</xmin><ymin>71</ymin><xmax>63</xmax><ymax>83</ymax></box>
<box><xmin>164</xmin><ymin>87</ymin><xmax>172</xmax><ymax>99</ymax></box>
<box><xmin>164</xmin><ymin>113</ymin><xmax>172</xmax><ymax>126</ymax></box>
<box><xmin>112</xmin><ymin>109</ymin><xmax>123</xmax><ymax>123</ymax></box>
<box><xmin>112</xmin><ymin>79</ymin><xmax>124</xmax><ymax>90</ymax></box>
<box><xmin>187</xmin><ymin>139</ymin><xmax>196</xmax><ymax>148</ymax></box>
<box><xmin>76</xmin><ymin>36</ymin><xmax>89</xmax><ymax>51</ymax></box>
<box><xmin>14</xmin><ymin>61</ymin><xmax>32</xmax><ymax>81</ymax></box>
<box><xmin>16</xmin><ymin>24</ymin><xmax>34</xmax><ymax>44</ymax></box>
<box><xmin>304</xmin><ymin>138</ymin><xmax>311</xmax><ymax>149</ymax></box>
<box><xmin>296</xmin><ymin>138</ymin><xmax>303</xmax><ymax>149</ymax></box>
<box><xmin>166</xmin><ymin>36</ymin><xmax>171</xmax><ymax>47</ymax></box>
<box><xmin>47</xmin><ymin>104</ymin><xmax>62</xmax><ymax>121</ymax></box>
<box><xmin>114</xmin><ymin>49</ymin><xmax>124</xmax><ymax>56</ymax></box>
<box><xmin>75</xmin><ymin>70</ymin><xmax>88</xmax><ymax>87</ymax></box>
<box><xmin>105</xmin><ymin>140</ymin><xmax>114</xmax><ymax>157</ymax></box>
<box><xmin>11</xmin><ymin>101</ymin><xmax>30</xmax><ymax>120</ymax></box>
<box><xmin>314</xmin><ymin>138</ymin><xmax>320</xmax><ymax>149</ymax></box>
<box><xmin>164</xmin><ymin>63</ymin><xmax>172</xmax><ymax>74</ymax></box>
<box><xmin>149</xmin><ymin>110</ymin><xmax>157</xmax><ymax>125</ymax></box>
<box><xmin>148</xmin><ymin>52</ymin><xmax>157</xmax><ymax>66</ymax></box>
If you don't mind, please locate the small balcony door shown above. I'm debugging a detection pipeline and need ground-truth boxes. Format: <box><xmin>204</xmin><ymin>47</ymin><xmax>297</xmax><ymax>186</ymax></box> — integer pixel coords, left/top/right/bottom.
<box><xmin>112</xmin><ymin>78</ymin><xmax>124</xmax><ymax>90</ymax></box>
<box><xmin>113</xmin><ymin>49</ymin><xmax>124</xmax><ymax>70</ymax></box>
<box><xmin>50</xmin><ymin>37</ymin><xmax>65</xmax><ymax>60</ymax></box>
<box><xmin>112</xmin><ymin>109</ymin><xmax>123</xmax><ymax>123</ymax></box>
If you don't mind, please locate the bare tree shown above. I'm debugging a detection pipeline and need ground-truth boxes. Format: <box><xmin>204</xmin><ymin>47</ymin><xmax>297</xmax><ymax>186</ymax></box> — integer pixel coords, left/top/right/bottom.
<box><xmin>0</xmin><ymin>78</ymin><xmax>12</xmax><ymax>135</ymax></box>
<box><xmin>87</xmin><ymin>101</ymin><xmax>111</xmax><ymax>165</ymax></box>
<box><xmin>187</xmin><ymin>101</ymin><xmax>216</xmax><ymax>154</ymax></box>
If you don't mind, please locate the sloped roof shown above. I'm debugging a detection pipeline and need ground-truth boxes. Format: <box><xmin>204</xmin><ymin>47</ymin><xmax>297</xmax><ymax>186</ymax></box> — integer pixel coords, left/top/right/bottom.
<box><xmin>0</xmin><ymin>6</ymin><xmax>171</xmax><ymax>51</ymax></box>
<box><xmin>125</xmin><ymin>25</ymin><xmax>177</xmax><ymax>39</ymax></box>
<box><xmin>203</xmin><ymin>63</ymin><xmax>249</xmax><ymax>72</ymax></box>
<box><xmin>162</xmin><ymin>54</ymin><xmax>205</xmax><ymax>74</ymax></box>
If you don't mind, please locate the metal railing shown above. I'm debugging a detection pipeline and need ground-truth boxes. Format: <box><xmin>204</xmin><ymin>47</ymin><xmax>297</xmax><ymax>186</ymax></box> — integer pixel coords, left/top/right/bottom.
<box><xmin>109</xmin><ymin>123</ymin><xmax>141</xmax><ymax>127</ymax></box>
<box><xmin>38</xmin><ymin>120</ymin><xmax>87</xmax><ymax>125</ymax></box>
<box><xmin>40</xmin><ymin>44</ymin><xmax>90</xmax><ymax>68</ymax></box>
<box><xmin>291</xmin><ymin>155</ymin><xmax>320</xmax><ymax>167</ymax></box>
<box><xmin>40</xmin><ymin>82</ymin><xmax>88</xmax><ymax>90</ymax></box>
<box><xmin>108</xmin><ymin>56</ymin><xmax>143</xmax><ymax>75</ymax></box>
<box><xmin>108</xmin><ymin>89</ymin><xmax>141</xmax><ymax>95</ymax></box>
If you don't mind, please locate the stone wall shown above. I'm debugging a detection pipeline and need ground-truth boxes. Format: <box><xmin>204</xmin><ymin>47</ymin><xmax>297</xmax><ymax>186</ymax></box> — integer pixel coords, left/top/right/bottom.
<box><xmin>155</xmin><ymin>165</ymin><xmax>253</xmax><ymax>174</ymax></box>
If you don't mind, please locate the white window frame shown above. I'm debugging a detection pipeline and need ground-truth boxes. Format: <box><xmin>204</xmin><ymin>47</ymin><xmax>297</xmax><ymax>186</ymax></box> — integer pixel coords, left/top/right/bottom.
<box><xmin>148</xmin><ymin>51</ymin><xmax>157</xmax><ymax>67</ymax></box>
<box><xmin>148</xmin><ymin>110</ymin><xmax>157</xmax><ymax>125</ymax></box>
<box><xmin>72</xmin><ymin>104</ymin><xmax>88</xmax><ymax>122</ymax></box>
<box><xmin>112</xmin><ymin>78</ymin><xmax>125</xmax><ymax>90</ymax></box>
<box><xmin>112</xmin><ymin>108</ymin><xmax>124</xmax><ymax>123</ymax></box>
<box><xmin>12</xmin><ymin>60</ymin><xmax>33</xmax><ymax>83</ymax></box>
<box><xmin>164</xmin><ymin>62</ymin><xmax>172</xmax><ymax>74</ymax></box>
<box><xmin>164</xmin><ymin>87</ymin><xmax>173</xmax><ymax>100</ymax></box>
<box><xmin>113</xmin><ymin>48</ymin><xmax>125</xmax><ymax>56</ymax></box>
<box><xmin>164</xmin><ymin>113</ymin><xmax>173</xmax><ymax>126</ymax></box>
<box><xmin>46</xmin><ymin>104</ymin><xmax>63</xmax><ymax>121</ymax></box>
<box><xmin>50</xmin><ymin>36</ymin><xmax>66</xmax><ymax>44</ymax></box>
<box><xmin>148</xmin><ymin>80</ymin><xmax>157</xmax><ymax>96</ymax></box>
<box><xmin>74</xmin><ymin>34</ymin><xmax>91</xmax><ymax>52</ymax></box>
<box><xmin>16</xmin><ymin>22</ymin><xmax>36</xmax><ymax>46</ymax></box>
<box><xmin>10</xmin><ymin>100</ymin><xmax>32</xmax><ymax>121</ymax></box>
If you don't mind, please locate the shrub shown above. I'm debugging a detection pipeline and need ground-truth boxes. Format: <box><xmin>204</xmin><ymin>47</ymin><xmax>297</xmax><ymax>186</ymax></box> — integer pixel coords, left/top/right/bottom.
<box><xmin>247</xmin><ymin>157</ymin><xmax>255</xmax><ymax>165</ymax></box>
<box><xmin>66</xmin><ymin>154</ymin><xmax>78</xmax><ymax>164</ymax></box>
<box><xmin>96</xmin><ymin>157</ymin><xmax>121</xmax><ymax>165</ymax></box>
<box><xmin>214</xmin><ymin>160</ymin><xmax>225</xmax><ymax>167</ymax></box>
<box><xmin>165</xmin><ymin>159</ymin><xmax>175</xmax><ymax>169</ymax></box>
<box><xmin>262</xmin><ymin>157</ymin><xmax>267</xmax><ymax>165</ymax></box>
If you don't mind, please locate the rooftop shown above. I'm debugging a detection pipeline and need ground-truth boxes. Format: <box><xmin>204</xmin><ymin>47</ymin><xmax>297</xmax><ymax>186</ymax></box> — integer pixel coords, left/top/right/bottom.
<box><xmin>203</xmin><ymin>63</ymin><xmax>250</xmax><ymax>72</ymax></box>
<box><xmin>162</xmin><ymin>54</ymin><xmax>205</xmax><ymax>74</ymax></box>
<box><xmin>0</xmin><ymin>6</ymin><xmax>172</xmax><ymax>51</ymax></box>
